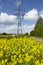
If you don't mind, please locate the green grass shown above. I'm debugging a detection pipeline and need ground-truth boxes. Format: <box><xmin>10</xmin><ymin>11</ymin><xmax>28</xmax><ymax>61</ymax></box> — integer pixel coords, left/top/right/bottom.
<box><xmin>0</xmin><ymin>35</ymin><xmax>13</xmax><ymax>39</ymax></box>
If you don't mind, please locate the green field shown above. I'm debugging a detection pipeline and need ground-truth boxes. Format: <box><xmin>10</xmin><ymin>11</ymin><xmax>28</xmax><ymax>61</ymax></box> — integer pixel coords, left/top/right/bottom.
<box><xmin>0</xmin><ymin>35</ymin><xmax>13</xmax><ymax>39</ymax></box>
<box><xmin>0</xmin><ymin>37</ymin><xmax>43</xmax><ymax>65</ymax></box>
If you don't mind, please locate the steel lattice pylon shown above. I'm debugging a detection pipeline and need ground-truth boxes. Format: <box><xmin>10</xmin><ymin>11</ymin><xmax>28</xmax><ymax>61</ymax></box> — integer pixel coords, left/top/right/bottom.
<box><xmin>13</xmin><ymin>0</ymin><xmax>24</xmax><ymax>34</ymax></box>
<box><xmin>17</xmin><ymin>0</ymin><xmax>22</xmax><ymax>34</ymax></box>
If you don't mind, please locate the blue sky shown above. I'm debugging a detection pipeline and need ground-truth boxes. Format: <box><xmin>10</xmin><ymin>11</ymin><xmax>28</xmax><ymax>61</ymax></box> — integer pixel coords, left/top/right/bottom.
<box><xmin>0</xmin><ymin>0</ymin><xmax>43</xmax><ymax>13</ymax></box>
<box><xmin>0</xmin><ymin>0</ymin><xmax>43</xmax><ymax>34</ymax></box>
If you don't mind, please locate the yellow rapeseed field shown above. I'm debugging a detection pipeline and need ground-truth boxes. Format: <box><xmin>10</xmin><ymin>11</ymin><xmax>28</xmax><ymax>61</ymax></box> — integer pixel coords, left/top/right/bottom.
<box><xmin>0</xmin><ymin>37</ymin><xmax>43</xmax><ymax>65</ymax></box>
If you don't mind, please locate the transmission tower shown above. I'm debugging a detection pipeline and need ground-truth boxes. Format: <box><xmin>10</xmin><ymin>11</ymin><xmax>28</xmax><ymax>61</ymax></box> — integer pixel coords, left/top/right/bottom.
<box><xmin>13</xmin><ymin>0</ymin><xmax>24</xmax><ymax>34</ymax></box>
<box><xmin>16</xmin><ymin>0</ymin><xmax>22</xmax><ymax>34</ymax></box>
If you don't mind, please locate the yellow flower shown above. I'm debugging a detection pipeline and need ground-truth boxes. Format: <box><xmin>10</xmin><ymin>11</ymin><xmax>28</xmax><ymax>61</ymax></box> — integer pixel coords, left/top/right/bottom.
<box><xmin>35</xmin><ymin>60</ymin><xmax>40</xmax><ymax>65</ymax></box>
<box><xmin>13</xmin><ymin>60</ymin><xmax>17</xmax><ymax>65</ymax></box>
<box><xmin>40</xmin><ymin>63</ymin><xmax>43</xmax><ymax>65</ymax></box>
<box><xmin>41</xmin><ymin>59</ymin><xmax>43</xmax><ymax>63</ymax></box>
<box><xmin>22</xmin><ymin>48</ymin><xmax>25</xmax><ymax>52</ymax></box>
<box><xmin>5</xmin><ymin>59</ymin><xmax>8</xmax><ymax>63</ymax></box>
<box><xmin>19</xmin><ymin>54</ymin><xmax>22</xmax><ymax>58</ymax></box>
<box><xmin>2</xmin><ymin>60</ymin><xmax>5</xmax><ymax>64</ymax></box>
<box><xmin>0</xmin><ymin>37</ymin><xmax>43</xmax><ymax>65</ymax></box>
<box><xmin>25</xmin><ymin>55</ymin><xmax>34</xmax><ymax>62</ymax></box>
<box><xmin>18</xmin><ymin>59</ymin><xmax>23</xmax><ymax>63</ymax></box>
<box><xmin>0</xmin><ymin>51</ymin><xmax>3</xmax><ymax>57</ymax></box>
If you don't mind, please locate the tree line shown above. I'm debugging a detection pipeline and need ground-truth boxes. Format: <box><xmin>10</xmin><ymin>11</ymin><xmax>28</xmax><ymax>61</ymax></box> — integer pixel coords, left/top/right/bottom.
<box><xmin>30</xmin><ymin>17</ymin><xmax>43</xmax><ymax>37</ymax></box>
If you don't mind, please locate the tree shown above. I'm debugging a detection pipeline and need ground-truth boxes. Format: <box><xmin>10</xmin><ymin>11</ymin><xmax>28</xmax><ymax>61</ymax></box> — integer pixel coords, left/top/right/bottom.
<box><xmin>2</xmin><ymin>33</ymin><xmax>7</xmax><ymax>35</ymax></box>
<box><xmin>30</xmin><ymin>30</ymin><xmax>35</xmax><ymax>36</ymax></box>
<box><xmin>24</xmin><ymin>32</ymin><xmax>29</xmax><ymax>37</ymax></box>
<box><xmin>30</xmin><ymin>17</ymin><xmax>43</xmax><ymax>37</ymax></box>
<box><xmin>35</xmin><ymin>17</ymin><xmax>43</xmax><ymax>30</ymax></box>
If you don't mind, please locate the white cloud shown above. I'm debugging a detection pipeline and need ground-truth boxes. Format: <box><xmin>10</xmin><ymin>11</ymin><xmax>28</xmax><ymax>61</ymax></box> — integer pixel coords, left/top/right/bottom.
<box><xmin>0</xmin><ymin>24</ymin><xmax>35</xmax><ymax>34</ymax></box>
<box><xmin>0</xmin><ymin>11</ymin><xmax>36</xmax><ymax>34</ymax></box>
<box><xmin>39</xmin><ymin>10</ymin><xmax>43</xmax><ymax>19</ymax></box>
<box><xmin>0</xmin><ymin>12</ymin><xmax>17</xmax><ymax>25</ymax></box>
<box><xmin>24</xmin><ymin>9</ymin><xmax>38</xmax><ymax>21</ymax></box>
<box><xmin>40</xmin><ymin>10</ymin><xmax>43</xmax><ymax>14</ymax></box>
<box><xmin>0</xmin><ymin>9</ymin><xmax>39</xmax><ymax>25</ymax></box>
<box><xmin>22</xmin><ymin>24</ymin><xmax>35</xmax><ymax>34</ymax></box>
<box><xmin>40</xmin><ymin>14</ymin><xmax>43</xmax><ymax>19</ymax></box>
<box><xmin>0</xmin><ymin>24</ymin><xmax>17</xmax><ymax>34</ymax></box>
<box><xmin>0</xmin><ymin>9</ymin><xmax>43</xmax><ymax>34</ymax></box>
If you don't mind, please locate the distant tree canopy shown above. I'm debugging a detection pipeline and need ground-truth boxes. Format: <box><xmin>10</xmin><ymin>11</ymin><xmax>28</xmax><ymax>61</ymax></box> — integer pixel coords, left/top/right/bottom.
<box><xmin>2</xmin><ymin>33</ymin><xmax>8</xmax><ymax>35</ymax></box>
<box><xmin>0</xmin><ymin>33</ymin><xmax>12</xmax><ymax>35</ymax></box>
<box><xmin>23</xmin><ymin>32</ymin><xmax>29</xmax><ymax>37</ymax></box>
<box><xmin>30</xmin><ymin>17</ymin><xmax>43</xmax><ymax>37</ymax></box>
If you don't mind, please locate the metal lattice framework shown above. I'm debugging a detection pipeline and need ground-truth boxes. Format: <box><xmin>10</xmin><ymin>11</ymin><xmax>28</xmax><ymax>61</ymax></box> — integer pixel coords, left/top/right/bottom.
<box><xmin>13</xmin><ymin>0</ymin><xmax>24</xmax><ymax>34</ymax></box>
<box><xmin>17</xmin><ymin>0</ymin><xmax>22</xmax><ymax>34</ymax></box>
